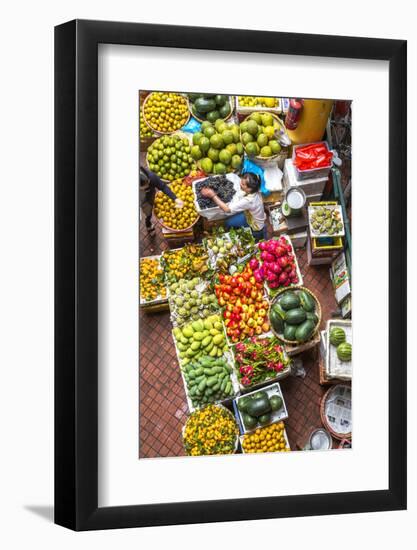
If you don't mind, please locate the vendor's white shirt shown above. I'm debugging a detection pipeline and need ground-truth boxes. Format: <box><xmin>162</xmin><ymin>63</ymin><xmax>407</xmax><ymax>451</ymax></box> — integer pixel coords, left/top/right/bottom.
<box><xmin>229</xmin><ymin>191</ymin><xmax>266</xmax><ymax>231</ymax></box>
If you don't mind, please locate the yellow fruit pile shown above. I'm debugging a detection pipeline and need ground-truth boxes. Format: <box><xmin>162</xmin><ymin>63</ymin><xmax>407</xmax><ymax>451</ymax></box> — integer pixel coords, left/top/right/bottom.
<box><xmin>241</xmin><ymin>421</ymin><xmax>290</xmax><ymax>453</ymax></box>
<box><xmin>140</xmin><ymin>110</ymin><xmax>154</xmax><ymax>139</ymax></box>
<box><xmin>139</xmin><ymin>258</ymin><xmax>166</xmax><ymax>302</ymax></box>
<box><xmin>183</xmin><ymin>405</ymin><xmax>239</xmax><ymax>456</ymax></box>
<box><xmin>144</xmin><ymin>92</ymin><xmax>189</xmax><ymax>133</ymax></box>
<box><xmin>239</xmin><ymin>96</ymin><xmax>278</xmax><ymax>108</ymax></box>
<box><xmin>162</xmin><ymin>244</ymin><xmax>209</xmax><ymax>282</ymax></box>
<box><xmin>154</xmin><ymin>180</ymin><xmax>198</xmax><ymax>230</ymax></box>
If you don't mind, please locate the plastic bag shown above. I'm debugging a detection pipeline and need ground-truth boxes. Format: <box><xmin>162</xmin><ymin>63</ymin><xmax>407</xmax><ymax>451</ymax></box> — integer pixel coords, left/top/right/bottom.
<box><xmin>181</xmin><ymin>116</ymin><xmax>202</xmax><ymax>134</ymax></box>
<box><xmin>293</xmin><ymin>142</ymin><xmax>333</xmax><ymax>171</ymax></box>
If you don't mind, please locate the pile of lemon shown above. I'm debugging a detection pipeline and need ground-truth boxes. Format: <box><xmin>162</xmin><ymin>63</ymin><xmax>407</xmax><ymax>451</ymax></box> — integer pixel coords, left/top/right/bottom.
<box><xmin>140</xmin><ymin>110</ymin><xmax>154</xmax><ymax>139</ymax></box>
<box><xmin>154</xmin><ymin>180</ymin><xmax>198</xmax><ymax>230</ymax></box>
<box><xmin>239</xmin><ymin>96</ymin><xmax>278</xmax><ymax>108</ymax></box>
<box><xmin>241</xmin><ymin>421</ymin><xmax>290</xmax><ymax>453</ymax></box>
<box><xmin>144</xmin><ymin>92</ymin><xmax>189</xmax><ymax>133</ymax></box>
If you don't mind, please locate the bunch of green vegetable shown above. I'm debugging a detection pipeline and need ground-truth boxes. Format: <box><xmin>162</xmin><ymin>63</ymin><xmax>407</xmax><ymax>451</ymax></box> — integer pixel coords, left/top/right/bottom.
<box><xmin>183</xmin><ymin>355</ymin><xmax>235</xmax><ymax>408</ymax></box>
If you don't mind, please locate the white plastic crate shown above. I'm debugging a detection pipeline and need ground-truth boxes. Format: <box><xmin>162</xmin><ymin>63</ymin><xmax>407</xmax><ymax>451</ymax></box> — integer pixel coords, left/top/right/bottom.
<box><xmin>192</xmin><ymin>173</ymin><xmax>241</xmax><ymax>221</ymax></box>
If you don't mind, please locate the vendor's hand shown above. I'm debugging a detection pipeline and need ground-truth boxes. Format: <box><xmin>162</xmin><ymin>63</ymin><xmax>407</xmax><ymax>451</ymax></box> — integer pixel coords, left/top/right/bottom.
<box><xmin>174</xmin><ymin>198</ymin><xmax>184</xmax><ymax>209</ymax></box>
<box><xmin>201</xmin><ymin>187</ymin><xmax>216</xmax><ymax>198</ymax></box>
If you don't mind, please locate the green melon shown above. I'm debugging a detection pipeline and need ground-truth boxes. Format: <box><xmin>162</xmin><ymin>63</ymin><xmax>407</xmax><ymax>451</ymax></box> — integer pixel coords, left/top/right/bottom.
<box><xmin>330</xmin><ymin>327</ymin><xmax>346</xmax><ymax>347</ymax></box>
<box><xmin>337</xmin><ymin>342</ymin><xmax>352</xmax><ymax>362</ymax></box>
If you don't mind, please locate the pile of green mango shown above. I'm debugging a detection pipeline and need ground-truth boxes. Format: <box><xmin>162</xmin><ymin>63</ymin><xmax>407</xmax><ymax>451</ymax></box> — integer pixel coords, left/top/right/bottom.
<box><xmin>183</xmin><ymin>355</ymin><xmax>235</xmax><ymax>408</ymax></box>
<box><xmin>172</xmin><ymin>314</ymin><xmax>228</xmax><ymax>366</ymax></box>
<box><xmin>168</xmin><ymin>277</ymin><xmax>218</xmax><ymax>327</ymax></box>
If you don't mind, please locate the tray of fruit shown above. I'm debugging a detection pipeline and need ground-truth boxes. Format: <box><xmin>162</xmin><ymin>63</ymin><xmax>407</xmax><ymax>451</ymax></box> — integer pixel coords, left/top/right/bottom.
<box><xmin>139</xmin><ymin>255</ymin><xmax>167</xmax><ymax>305</ymax></box>
<box><xmin>233</xmin><ymin>383</ymin><xmax>288</xmax><ymax>434</ymax></box>
<box><xmin>326</xmin><ymin>319</ymin><xmax>352</xmax><ymax>381</ymax></box>
<box><xmin>179</xmin><ymin>353</ymin><xmax>239</xmax><ymax>412</ymax></box>
<box><xmin>143</xmin><ymin>91</ymin><xmax>190</xmax><ymax>134</ymax></box>
<box><xmin>269</xmin><ymin>286</ymin><xmax>322</xmax><ymax>345</ymax></box>
<box><xmin>239</xmin><ymin>112</ymin><xmax>287</xmax><ymax>161</ymax></box>
<box><xmin>236</xmin><ymin>96</ymin><xmax>282</xmax><ymax>114</ymax></box>
<box><xmin>153</xmin><ymin>179</ymin><xmax>200</xmax><ymax>232</ymax></box>
<box><xmin>182</xmin><ymin>403</ymin><xmax>239</xmax><ymax>456</ymax></box>
<box><xmin>187</xmin><ymin>93</ymin><xmax>234</xmax><ymax>124</ymax></box>
<box><xmin>172</xmin><ymin>314</ymin><xmax>229</xmax><ymax>367</ymax></box>
<box><xmin>146</xmin><ymin>132</ymin><xmax>196</xmax><ymax>183</ymax></box>
<box><xmin>190</xmin><ymin>119</ymin><xmax>244</xmax><ymax>175</ymax></box>
<box><xmin>161</xmin><ymin>244</ymin><xmax>209</xmax><ymax>283</ymax></box>
<box><xmin>240</xmin><ymin>421</ymin><xmax>290</xmax><ymax>453</ymax></box>
<box><xmin>308</xmin><ymin>204</ymin><xmax>345</xmax><ymax>237</ymax></box>
<box><xmin>167</xmin><ymin>277</ymin><xmax>219</xmax><ymax>328</ymax></box>
<box><xmin>231</xmin><ymin>335</ymin><xmax>291</xmax><ymax>391</ymax></box>
<box><xmin>251</xmin><ymin>236</ymin><xmax>303</xmax><ymax>294</ymax></box>
<box><xmin>203</xmin><ymin>227</ymin><xmax>255</xmax><ymax>272</ymax></box>
<box><xmin>214</xmin><ymin>262</ymin><xmax>270</xmax><ymax>343</ymax></box>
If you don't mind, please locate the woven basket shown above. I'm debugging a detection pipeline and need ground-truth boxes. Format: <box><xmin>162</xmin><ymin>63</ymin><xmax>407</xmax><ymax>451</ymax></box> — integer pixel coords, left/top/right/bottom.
<box><xmin>269</xmin><ymin>286</ymin><xmax>322</xmax><ymax>345</ymax></box>
<box><xmin>240</xmin><ymin>112</ymin><xmax>288</xmax><ymax>163</ymax></box>
<box><xmin>320</xmin><ymin>384</ymin><xmax>352</xmax><ymax>440</ymax></box>
<box><xmin>145</xmin><ymin>131</ymin><xmax>194</xmax><ymax>183</ymax></box>
<box><xmin>143</xmin><ymin>92</ymin><xmax>190</xmax><ymax>135</ymax></box>
<box><xmin>190</xmin><ymin>96</ymin><xmax>235</xmax><ymax>123</ymax></box>
<box><xmin>153</xmin><ymin>188</ymin><xmax>200</xmax><ymax>233</ymax></box>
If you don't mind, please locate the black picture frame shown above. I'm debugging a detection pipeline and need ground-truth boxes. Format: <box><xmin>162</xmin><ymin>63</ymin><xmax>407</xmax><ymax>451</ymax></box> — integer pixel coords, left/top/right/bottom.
<box><xmin>55</xmin><ymin>19</ymin><xmax>407</xmax><ymax>531</ymax></box>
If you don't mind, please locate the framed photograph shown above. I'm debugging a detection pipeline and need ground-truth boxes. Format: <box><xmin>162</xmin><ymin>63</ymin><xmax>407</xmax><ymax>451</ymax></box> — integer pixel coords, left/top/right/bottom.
<box><xmin>55</xmin><ymin>20</ymin><xmax>407</xmax><ymax>530</ymax></box>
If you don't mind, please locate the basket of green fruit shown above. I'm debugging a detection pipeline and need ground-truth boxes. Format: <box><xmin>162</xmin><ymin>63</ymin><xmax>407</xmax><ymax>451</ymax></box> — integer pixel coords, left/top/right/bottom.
<box><xmin>188</xmin><ymin>93</ymin><xmax>234</xmax><ymax>124</ymax></box>
<box><xmin>239</xmin><ymin>112</ymin><xmax>288</xmax><ymax>164</ymax></box>
<box><xmin>146</xmin><ymin>132</ymin><xmax>196</xmax><ymax>183</ymax></box>
<box><xmin>269</xmin><ymin>286</ymin><xmax>322</xmax><ymax>345</ymax></box>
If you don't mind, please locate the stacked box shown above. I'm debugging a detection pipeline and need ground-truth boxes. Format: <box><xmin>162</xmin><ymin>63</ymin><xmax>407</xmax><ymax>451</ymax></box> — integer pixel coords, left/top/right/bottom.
<box><xmin>283</xmin><ymin>158</ymin><xmax>328</xmax><ymax>204</ymax></box>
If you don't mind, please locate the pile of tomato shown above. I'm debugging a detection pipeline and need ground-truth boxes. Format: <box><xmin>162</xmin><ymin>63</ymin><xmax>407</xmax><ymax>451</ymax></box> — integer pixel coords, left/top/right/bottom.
<box><xmin>214</xmin><ymin>263</ymin><xmax>270</xmax><ymax>343</ymax></box>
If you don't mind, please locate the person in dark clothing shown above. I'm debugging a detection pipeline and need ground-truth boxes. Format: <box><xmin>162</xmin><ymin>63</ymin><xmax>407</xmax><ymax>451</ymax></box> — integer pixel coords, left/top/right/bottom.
<box><xmin>140</xmin><ymin>166</ymin><xmax>184</xmax><ymax>233</ymax></box>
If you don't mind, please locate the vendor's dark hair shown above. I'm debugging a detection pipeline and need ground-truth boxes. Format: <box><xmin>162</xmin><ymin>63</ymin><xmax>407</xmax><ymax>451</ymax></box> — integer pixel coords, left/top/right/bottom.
<box><xmin>241</xmin><ymin>172</ymin><xmax>261</xmax><ymax>193</ymax></box>
<box><xmin>140</xmin><ymin>166</ymin><xmax>150</xmax><ymax>186</ymax></box>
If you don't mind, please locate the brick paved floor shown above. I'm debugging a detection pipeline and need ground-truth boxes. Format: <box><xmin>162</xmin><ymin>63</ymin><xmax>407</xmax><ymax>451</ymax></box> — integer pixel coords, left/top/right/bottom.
<box><xmin>139</xmin><ymin>217</ymin><xmax>344</xmax><ymax>458</ymax></box>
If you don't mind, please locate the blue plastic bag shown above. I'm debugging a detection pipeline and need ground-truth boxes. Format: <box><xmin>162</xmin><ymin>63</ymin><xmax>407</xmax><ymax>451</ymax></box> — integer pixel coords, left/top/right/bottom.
<box><xmin>241</xmin><ymin>158</ymin><xmax>270</xmax><ymax>196</ymax></box>
<box><xmin>181</xmin><ymin>117</ymin><xmax>202</xmax><ymax>134</ymax></box>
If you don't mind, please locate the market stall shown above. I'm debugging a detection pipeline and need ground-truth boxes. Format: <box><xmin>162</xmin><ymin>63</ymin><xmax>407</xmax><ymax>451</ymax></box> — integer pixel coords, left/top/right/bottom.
<box><xmin>139</xmin><ymin>93</ymin><xmax>352</xmax><ymax>458</ymax></box>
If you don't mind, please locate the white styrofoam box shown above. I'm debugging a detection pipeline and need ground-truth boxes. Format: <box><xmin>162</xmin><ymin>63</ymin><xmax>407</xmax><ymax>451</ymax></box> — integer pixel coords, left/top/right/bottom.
<box><xmin>325</xmin><ymin>319</ymin><xmax>352</xmax><ymax>381</ymax></box>
<box><xmin>236</xmin><ymin>96</ymin><xmax>282</xmax><ymax>115</ymax></box>
<box><xmin>239</xmin><ymin>425</ymin><xmax>291</xmax><ymax>453</ymax></box>
<box><xmin>292</xmin><ymin>141</ymin><xmax>332</xmax><ymax>181</ymax></box>
<box><xmin>234</xmin><ymin>382</ymin><xmax>288</xmax><ymax>434</ymax></box>
<box><xmin>289</xmin><ymin>230</ymin><xmax>308</xmax><ymax>249</ymax></box>
<box><xmin>192</xmin><ymin>173</ymin><xmax>241</xmax><ymax>221</ymax></box>
<box><xmin>283</xmin><ymin>158</ymin><xmax>328</xmax><ymax>197</ymax></box>
<box><xmin>305</xmin><ymin>193</ymin><xmax>324</xmax><ymax>205</ymax></box>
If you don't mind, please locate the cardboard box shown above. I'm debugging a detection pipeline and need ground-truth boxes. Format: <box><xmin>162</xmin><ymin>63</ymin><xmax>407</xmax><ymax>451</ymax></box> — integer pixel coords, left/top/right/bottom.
<box><xmin>289</xmin><ymin>230</ymin><xmax>308</xmax><ymax>249</ymax></box>
<box><xmin>329</xmin><ymin>252</ymin><xmax>351</xmax><ymax>304</ymax></box>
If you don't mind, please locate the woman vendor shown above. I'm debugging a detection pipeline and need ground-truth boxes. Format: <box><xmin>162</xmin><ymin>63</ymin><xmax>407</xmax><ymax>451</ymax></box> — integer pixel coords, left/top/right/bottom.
<box><xmin>140</xmin><ymin>166</ymin><xmax>184</xmax><ymax>233</ymax></box>
<box><xmin>200</xmin><ymin>172</ymin><xmax>266</xmax><ymax>240</ymax></box>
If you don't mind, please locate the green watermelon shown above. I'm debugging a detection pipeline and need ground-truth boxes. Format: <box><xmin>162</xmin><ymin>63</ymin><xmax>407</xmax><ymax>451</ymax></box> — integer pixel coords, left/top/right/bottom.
<box><xmin>337</xmin><ymin>342</ymin><xmax>352</xmax><ymax>362</ymax></box>
<box><xmin>330</xmin><ymin>327</ymin><xmax>346</xmax><ymax>346</ymax></box>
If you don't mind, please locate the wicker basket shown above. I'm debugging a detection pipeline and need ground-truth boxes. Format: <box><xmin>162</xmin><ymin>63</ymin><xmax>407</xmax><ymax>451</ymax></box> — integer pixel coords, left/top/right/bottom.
<box><xmin>189</xmin><ymin>96</ymin><xmax>235</xmax><ymax>123</ymax></box>
<box><xmin>143</xmin><ymin>92</ymin><xmax>190</xmax><ymax>135</ymax></box>
<box><xmin>145</xmin><ymin>131</ymin><xmax>194</xmax><ymax>183</ymax></box>
<box><xmin>269</xmin><ymin>286</ymin><xmax>322</xmax><ymax>345</ymax></box>
<box><xmin>320</xmin><ymin>384</ymin><xmax>352</xmax><ymax>440</ymax></box>
<box><xmin>240</xmin><ymin>112</ymin><xmax>289</xmax><ymax>165</ymax></box>
<box><xmin>153</xmin><ymin>193</ymin><xmax>200</xmax><ymax>234</ymax></box>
